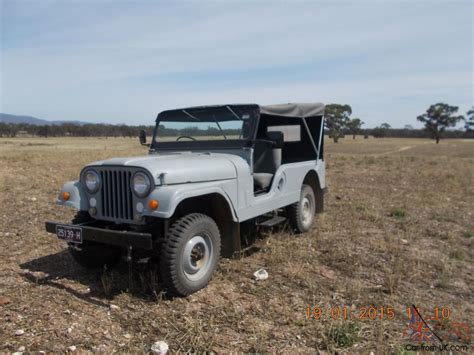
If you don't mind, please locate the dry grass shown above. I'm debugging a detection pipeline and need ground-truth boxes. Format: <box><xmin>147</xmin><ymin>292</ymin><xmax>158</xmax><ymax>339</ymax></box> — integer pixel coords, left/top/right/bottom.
<box><xmin>0</xmin><ymin>136</ymin><xmax>473</xmax><ymax>353</ymax></box>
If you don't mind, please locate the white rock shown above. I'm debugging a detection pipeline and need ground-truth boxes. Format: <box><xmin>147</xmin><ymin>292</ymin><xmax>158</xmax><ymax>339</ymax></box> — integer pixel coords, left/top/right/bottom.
<box><xmin>67</xmin><ymin>327</ymin><xmax>73</xmax><ymax>334</ymax></box>
<box><xmin>253</xmin><ymin>268</ymin><xmax>269</xmax><ymax>281</ymax></box>
<box><xmin>18</xmin><ymin>347</ymin><xmax>26</xmax><ymax>352</ymax></box>
<box><xmin>109</xmin><ymin>304</ymin><xmax>120</xmax><ymax>311</ymax></box>
<box><xmin>15</xmin><ymin>329</ymin><xmax>24</xmax><ymax>336</ymax></box>
<box><xmin>137</xmin><ymin>257</ymin><xmax>150</xmax><ymax>264</ymax></box>
<box><xmin>67</xmin><ymin>345</ymin><xmax>77</xmax><ymax>352</ymax></box>
<box><xmin>150</xmin><ymin>340</ymin><xmax>169</xmax><ymax>354</ymax></box>
<box><xmin>31</xmin><ymin>197</ymin><xmax>37</xmax><ymax>202</ymax></box>
<box><xmin>12</xmin><ymin>352</ymin><xmax>22</xmax><ymax>355</ymax></box>
<box><xmin>401</xmin><ymin>239</ymin><xmax>408</xmax><ymax>244</ymax></box>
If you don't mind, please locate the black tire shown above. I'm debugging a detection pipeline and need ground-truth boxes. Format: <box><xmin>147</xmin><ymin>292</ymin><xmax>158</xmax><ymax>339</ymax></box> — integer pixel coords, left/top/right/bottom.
<box><xmin>67</xmin><ymin>211</ymin><xmax>122</xmax><ymax>269</ymax></box>
<box><xmin>160</xmin><ymin>213</ymin><xmax>221</xmax><ymax>296</ymax></box>
<box><xmin>288</xmin><ymin>184</ymin><xmax>316</xmax><ymax>233</ymax></box>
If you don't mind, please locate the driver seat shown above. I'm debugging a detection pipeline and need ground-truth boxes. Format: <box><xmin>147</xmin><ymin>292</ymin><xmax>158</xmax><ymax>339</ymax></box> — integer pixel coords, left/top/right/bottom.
<box><xmin>253</xmin><ymin>131</ymin><xmax>283</xmax><ymax>190</ymax></box>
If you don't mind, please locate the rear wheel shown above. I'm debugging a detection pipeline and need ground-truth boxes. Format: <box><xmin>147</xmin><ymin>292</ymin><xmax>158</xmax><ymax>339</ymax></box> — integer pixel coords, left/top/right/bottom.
<box><xmin>160</xmin><ymin>213</ymin><xmax>221</xmax><ymax>296</ymax></box>
<box><xmin>288</xmin><ymin>184</ymin><xmax>316</xmax><ymax>233</ymax></box>
<box><xmin>67</xmin><ymin>211</ymin><xmax>122</xmax><ymax>269</ymax></box>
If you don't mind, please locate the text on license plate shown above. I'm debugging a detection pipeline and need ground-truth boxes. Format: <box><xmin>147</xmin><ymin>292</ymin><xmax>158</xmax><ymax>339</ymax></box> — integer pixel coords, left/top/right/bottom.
<box><xmin>56</xmin><ymin>225</ymin><xmax>82</xmax><ymax>243</ymax></box>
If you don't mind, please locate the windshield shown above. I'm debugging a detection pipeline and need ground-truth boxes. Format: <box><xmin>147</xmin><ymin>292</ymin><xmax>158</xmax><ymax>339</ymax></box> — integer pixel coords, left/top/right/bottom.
<box><xmin>153</xmin><ymin>106</ymin><xmax>256</xmax><ymax>143</ymax></box>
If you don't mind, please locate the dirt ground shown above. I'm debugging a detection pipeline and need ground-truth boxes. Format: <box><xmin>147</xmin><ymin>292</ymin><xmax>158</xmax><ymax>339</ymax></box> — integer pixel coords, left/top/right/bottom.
<box><xmin>0</xmin><ymin>136</ymin><xmax>472</xmax><ymax>353</ymax></box>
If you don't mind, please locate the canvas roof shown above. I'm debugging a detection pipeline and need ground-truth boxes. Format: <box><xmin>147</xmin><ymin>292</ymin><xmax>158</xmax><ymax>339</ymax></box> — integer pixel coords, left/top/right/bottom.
<box><xmin>157</xmin><ymin>103</ymin><xmax>324</xmax><ymax>122</ymax></box>
<box><xmin>259</xmin><ymin>103</ymin><xmax>325</xmax><ymax>118</ymax></box>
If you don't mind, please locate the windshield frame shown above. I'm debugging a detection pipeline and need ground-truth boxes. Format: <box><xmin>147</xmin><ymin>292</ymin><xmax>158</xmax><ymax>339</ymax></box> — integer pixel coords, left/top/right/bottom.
<box><xmin>150</xmin><ymin>104</ymin><xmax>260</xmax><ymax>151</ymax></box>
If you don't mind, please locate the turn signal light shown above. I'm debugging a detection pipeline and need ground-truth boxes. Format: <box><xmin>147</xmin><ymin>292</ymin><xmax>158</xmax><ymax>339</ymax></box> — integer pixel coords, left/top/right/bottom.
<box><xmin>148</xmin><ymin>199</ymin><xmax>159</xmax><ymax>210</ymax></box>
<box><xmin>62</xmin><ymin>192</ymin><xmax>70</xmax><ymax>201</ymax></box>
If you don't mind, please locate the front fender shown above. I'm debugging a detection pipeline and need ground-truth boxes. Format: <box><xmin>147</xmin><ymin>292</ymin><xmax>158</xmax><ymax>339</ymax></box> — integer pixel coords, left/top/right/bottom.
<box><xmin>142</xmin><ymin>180</ymin><xmax>238</xmax><ymax>221</ymax></box>
<box><xmin>56</xmin><ymin>181</ymin><xmax>89</xmax><ymax>210</ymax></box>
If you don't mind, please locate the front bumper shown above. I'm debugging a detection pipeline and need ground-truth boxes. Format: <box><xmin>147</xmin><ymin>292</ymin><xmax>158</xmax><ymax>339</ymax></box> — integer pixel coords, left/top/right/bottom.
<box><xmin>45</xmin><ymin>221</ymin><xmax>153</xmax><ymax>250</ymax></box>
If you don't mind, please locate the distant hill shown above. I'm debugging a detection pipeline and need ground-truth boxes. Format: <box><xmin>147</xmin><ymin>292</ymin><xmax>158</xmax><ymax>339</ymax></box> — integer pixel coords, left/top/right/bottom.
<box><xmin>0</xmin><ymin>113</ymin><xmax>89</xmax><ymax>125</ymax></box>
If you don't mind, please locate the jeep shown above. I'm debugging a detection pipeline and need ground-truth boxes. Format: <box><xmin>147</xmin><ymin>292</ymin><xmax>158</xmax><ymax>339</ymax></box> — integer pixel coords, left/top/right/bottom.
<box><xmin>45</xmin><ymin>103</ymin><xmax>327</xmax><ymax>296</ymax></box>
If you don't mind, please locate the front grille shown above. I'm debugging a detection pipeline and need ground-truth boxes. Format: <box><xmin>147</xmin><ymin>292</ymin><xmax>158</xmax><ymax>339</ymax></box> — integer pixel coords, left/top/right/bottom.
<box><xmin>99</xmin><ymin>168</ymin><xmax>134</xmax><ymax>222</ymax></box>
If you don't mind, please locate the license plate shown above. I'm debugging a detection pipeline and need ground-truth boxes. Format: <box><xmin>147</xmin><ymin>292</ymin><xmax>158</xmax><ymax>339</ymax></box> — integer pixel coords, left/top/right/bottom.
<box><xmin>56</xmin><ymin>225</ymin><xmax>83</xmax><ymax>244</ymax></box>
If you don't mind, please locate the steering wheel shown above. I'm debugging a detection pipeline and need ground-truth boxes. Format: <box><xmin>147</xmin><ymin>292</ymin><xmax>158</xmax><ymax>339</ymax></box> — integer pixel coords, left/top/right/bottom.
<box><xmin>176</xmin><ymin>135</ymin><xmax>197</xmax><ymax>141</ymax></box>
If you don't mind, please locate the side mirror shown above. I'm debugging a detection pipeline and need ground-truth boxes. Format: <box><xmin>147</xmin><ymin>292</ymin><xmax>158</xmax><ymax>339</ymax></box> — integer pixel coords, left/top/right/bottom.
<box><xmin>139</xmin><ymin>130</ymin><xmax>148</xmax><ymax>146</ymax></box>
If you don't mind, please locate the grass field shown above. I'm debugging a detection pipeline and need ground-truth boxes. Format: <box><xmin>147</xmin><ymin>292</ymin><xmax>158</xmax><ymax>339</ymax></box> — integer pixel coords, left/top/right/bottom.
<box><xmin>0</xmin><ymin>137</ymin><xmax>473</xmax><ymax>353</ymax></box>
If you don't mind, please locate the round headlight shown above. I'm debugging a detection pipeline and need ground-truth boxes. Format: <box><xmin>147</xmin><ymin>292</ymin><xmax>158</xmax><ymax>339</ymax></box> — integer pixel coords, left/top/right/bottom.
<box><xmin>132</xmin><ymin>172</ymin><xmax>151</xmax><ymax>197</ymax></box>
<box><xmin>84</xmin><ymin>170</ymin><xmax>100</xmax><ymax>193</ymax></box>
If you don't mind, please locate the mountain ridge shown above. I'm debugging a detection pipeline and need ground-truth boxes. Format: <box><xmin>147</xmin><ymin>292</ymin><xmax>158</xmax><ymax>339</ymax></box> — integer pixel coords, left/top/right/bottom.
<box><xmin>0</xmin><ymin>113</ymin><xmax>90</xmax><ymax>125</ymax></box>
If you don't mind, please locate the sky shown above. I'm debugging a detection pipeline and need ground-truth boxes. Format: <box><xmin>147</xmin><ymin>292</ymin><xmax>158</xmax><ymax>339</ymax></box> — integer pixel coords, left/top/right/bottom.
<box><xmin>0</xmin><ymin>0</ymin><xmax>472</xmax><ymax>128</ymax></box>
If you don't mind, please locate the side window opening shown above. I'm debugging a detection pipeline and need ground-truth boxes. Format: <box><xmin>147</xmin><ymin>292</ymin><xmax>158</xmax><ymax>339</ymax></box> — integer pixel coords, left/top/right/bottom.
<box><xmin>256</xmin><ymin>114</ymin><xmax>319</xmax><ymax>164</ymax></box>
<box><xmin>267</xmin><ymin>125</ymin><xmax>301</xmax><ymax>142</ymax></box>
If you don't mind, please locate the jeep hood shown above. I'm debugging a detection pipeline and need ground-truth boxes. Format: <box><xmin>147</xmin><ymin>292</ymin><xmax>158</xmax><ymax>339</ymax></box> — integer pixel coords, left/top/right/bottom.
<box><xmin>86</xmin><ymin>153</ymin><xmax>239</xmax><ymax>185</ymax></box>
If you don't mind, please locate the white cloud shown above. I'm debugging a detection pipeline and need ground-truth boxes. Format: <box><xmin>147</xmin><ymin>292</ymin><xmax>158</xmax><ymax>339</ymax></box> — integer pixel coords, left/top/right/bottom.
<box><xmin>1</xmin><ymin>0</ymin><xmax>472</xmax><ymax>127</ymax></box>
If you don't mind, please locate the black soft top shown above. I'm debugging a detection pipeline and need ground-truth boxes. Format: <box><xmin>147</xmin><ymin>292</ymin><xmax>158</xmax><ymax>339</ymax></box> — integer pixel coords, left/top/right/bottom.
<box><xmin>157</xmin><ymin>103</ymin><xmax>325</xmax><ymax>122</ymax></box>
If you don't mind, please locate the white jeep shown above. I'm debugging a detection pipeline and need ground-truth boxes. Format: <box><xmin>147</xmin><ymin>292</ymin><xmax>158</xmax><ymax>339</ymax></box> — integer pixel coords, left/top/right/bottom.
<box><xmin>45</xmin><ymin>103</ymin><xmax>327</xmax><ymax>296</ymax></box>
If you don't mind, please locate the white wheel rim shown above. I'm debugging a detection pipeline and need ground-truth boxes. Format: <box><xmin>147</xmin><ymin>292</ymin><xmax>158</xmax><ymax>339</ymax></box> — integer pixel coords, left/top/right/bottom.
<box><xmin>301</xmin><ymin>195</ymin><xmax>314</xmax><ymax>228</ymax></box>
<box><xmin>183</xmin><ymin>234</ymin><xmax>213</xmax><ymax>281</ymax></box>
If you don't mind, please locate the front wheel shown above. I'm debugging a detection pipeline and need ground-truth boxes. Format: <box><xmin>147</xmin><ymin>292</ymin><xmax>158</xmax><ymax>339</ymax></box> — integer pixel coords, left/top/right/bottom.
<box><xmin>160</xmin><ymin>213</ymin><xmax>221</xmax><ymax>296</ymax></box>
<box><xmin>288</xmin><ymin>184</ymin><xmax>316</xmax><ymax>233</ymax></box>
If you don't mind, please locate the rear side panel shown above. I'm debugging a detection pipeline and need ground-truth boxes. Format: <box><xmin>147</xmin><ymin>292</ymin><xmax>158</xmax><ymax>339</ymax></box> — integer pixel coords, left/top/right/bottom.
<box><xmin>236</xmin><ymin>160</ymin><xmax>325</xmax><ymax>222</ymax></box>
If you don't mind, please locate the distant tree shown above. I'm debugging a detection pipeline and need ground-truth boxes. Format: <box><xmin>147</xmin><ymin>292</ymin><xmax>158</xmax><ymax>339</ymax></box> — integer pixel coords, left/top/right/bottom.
<box><xmin>372</xmin><ymin>123</ymin><xmax>391</xmax><ymax>138</ymax></box>
<box><xmin>372</xmin><ymin>127</ymin><xmax>385</xmax><ymax>138</ymax></box>
<box><xmin>37</xmin><ymin>125</ymin><xmax>51</xmax><ymax>137</ymax></box>
<box><xmin>8</xmin><ymin>124</ymin><xmax>18</xmax><ymax>137</ymax></box>
<box><xmin>404</xmin><ymin>124</ymin><xmax>414</xmax><ymax>130</ymax></box>
<box><xmin>324</xmin><ymin>104</ymin><xmax>352</xmax><ymax>143</ymax></box>
<box><xmin>346</xmin><ymin>118</ymin><xmax>364</xmax><ymax>139</ymax></box>
<box><xmin>0</xmin><ymin>123</ymin><xmax>9</xmax><ymax>137</ymax></box>
<box><xmin>417</xmin><ymin>103</ymin><xmax>464</xmax><ymax>144</ymax></box>
<box><xmin>465</xmin><ymin>106</ymin><xmax>474</xmax><ymax>131</ymax></box>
